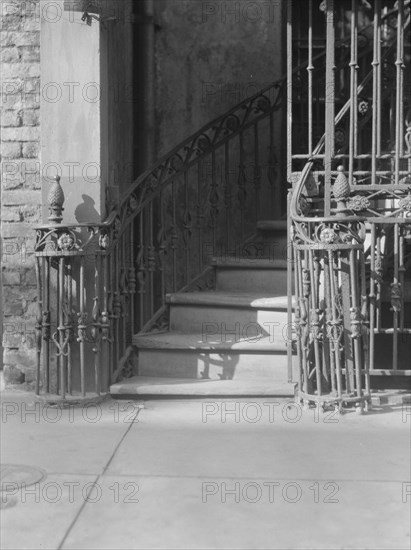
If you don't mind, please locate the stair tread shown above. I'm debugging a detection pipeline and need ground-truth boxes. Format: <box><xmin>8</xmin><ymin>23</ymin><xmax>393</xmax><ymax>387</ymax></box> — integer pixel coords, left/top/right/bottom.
<box><xmin>257</xmin><ymin>220</ymin><xmax>288</xmax><ymax>232</ymax></box>
<box><xmin>133</xmin><ymin>331</ymin><xmax>289</xmax><ymax>351</ymax></box>
<box><xmin>166</xmin><ymin>292</ymin><xmax>293</xmax><ymax>309</ymax></box>
<box><xmin>110</xmin><ymin>376</ymin><xmax>296</xmax><ymax>397</ymax></box>
<box><xmin>211</xmin><ymin>258</ymin><xmax>288</xmax><ymax>269</ymax></box>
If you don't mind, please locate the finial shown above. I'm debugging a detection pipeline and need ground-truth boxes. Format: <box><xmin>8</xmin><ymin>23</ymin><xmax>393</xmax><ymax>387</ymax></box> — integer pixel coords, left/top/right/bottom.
<box><xmin>333</xmin><ymin>166</ymin><xmax>350</xmax><ymax>214</ymax></box>
<box><xmin>47</xmin><ymin>175</ymin><xmax>65</xmax><ymax>224</ymax></box>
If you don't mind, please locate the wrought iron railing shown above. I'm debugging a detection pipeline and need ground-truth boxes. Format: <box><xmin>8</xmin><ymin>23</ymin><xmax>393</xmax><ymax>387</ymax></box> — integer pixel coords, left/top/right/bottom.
<box><xmin>34</xmin><ymin>78</ymin><xmax>286</xmax><ymax>398</ymax></box>
<box><xmin>288</xmin><ymin>0</ymin><xmax>411</xmax><ymax>412</ymax></box>
<box><xmin>34</xmin><ymin>0</ymin><xmax>410</xmax><ymax>402</ymax></box>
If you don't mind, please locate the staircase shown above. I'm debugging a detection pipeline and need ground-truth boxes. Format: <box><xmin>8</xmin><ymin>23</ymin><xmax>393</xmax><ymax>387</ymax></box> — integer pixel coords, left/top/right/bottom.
<box><xmin>110</xmin><ymin>221</ymin><xmax>297</xmax><ymax>398</ymax></box>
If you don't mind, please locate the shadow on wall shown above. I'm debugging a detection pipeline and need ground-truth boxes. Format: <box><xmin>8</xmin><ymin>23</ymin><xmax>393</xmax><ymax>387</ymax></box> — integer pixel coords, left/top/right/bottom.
<box><xmin>74</xmin><ymin>194</ymin><xmax>100</xmax><ymax>224</ymax></box>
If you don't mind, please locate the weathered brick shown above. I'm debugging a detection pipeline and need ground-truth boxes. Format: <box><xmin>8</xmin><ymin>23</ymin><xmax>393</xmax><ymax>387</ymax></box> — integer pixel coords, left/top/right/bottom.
<box><xmin>1</xmin><ymin>236</ymin><xmax>37</xmax><ymax>265</ymax></box>
<box><xmin>1</xmin><ymin>177</ymin><xmax>23</xmax><ymax>190</ymax></box>
<box><xmin>1</xmin><ymin>14</ymin><xmax>23</xmax><ymax>32</ymax></box>
<box><xmin>0</xmin><ymin>31</ymin><xmax>40</xmax><ymax>47</ymax></box>
<box><xmin>1</xmin><ymin>0</ymin><xmax>41</xmax><ymax>388</ymax></box>
<box><xmin>1</xmin><ymin>160</ymin><xmax>41</xmax><ymax>188</ymax></box>
<box><xmin>1</xmin><ymin>126</ymin><xmax>39</xmax><ymax>141</ymax></box>
<box><xmin>1</xmin><ymin>221</ymin><xmax>37</xmax><ymax>238</ymax></box>
<box><xmin>19</xmin><ymin>46</ymin><xmax>40</xmax><ymax>62</ymax></box>
<box><xmin>1</xmin><ymin>46</ymin><xmax>20</xmax><ymax>63</ymax></box>
<box><xmin>22</xmin><ymin>266</ymin><xmax>37</xmax><ymax>286</ymax></box>
<box><xmin>3</xmin><ymin>365</ymin><xmax>25</xmax><ymax>385</ymax></box>
<box><xmin>1</xmin><ymin>209</ymin><xmax>22</xmax><ymax>222</ymax></box>
<box><xmin>21</xmin><ymin>204</ymin><xmax>41</xmax><ymax>222</ymax></box>
<box><xmin>1</xmin><ymin>91</ymin><xmax>40</xmax><ymax>111</ymax></box>
<box><xmin>1</xmin><ymin>141</ymin><xmax>22</xmax><ymax>158</ymax></box>
<box><xmin>26</xmin><ymin>300</ymin><xmax>40</xmax><ymax>317</ymax></box>
<box><xmin>4</xmin><ymin>349</ymin><xmax>37</xmax><ymax>369</ymax></box>
<box><xmin>0</xmin><ymin>31</ymin><xmax>15</xmax><ymax>47</ymax></box>
<box><xmin>22</xmin><ymin>141</ymin><xmax>39</xmax><ymax>158</ymax></box>
<box><xmin>22</xmin><ymin>109</ymin><xmax>39</xmax><ymax>126</ymax></box>
<box><xmin>2</xmin><ymin>331</ymin><xmax>24</xmax><ymax>349</ymax></box>
<box><xmin>3</xmin><ymin>289</ymin><xmax>24</xmax><ymax>316</ymax></box>
<box><xmin>1</xmin><ymin>62</ymin><xmax>40</xmax><ymax>78</ymax></box>
<box><xmin>23</xmin><ymin>16</ymin><xmax>40</xmax><ymax>33</ymax></box>
<box><xmin>1</xmin><ymin>268</ymin><xmax>21</xmax><ymax>285</ymax></box>
<box><xmin>1</xmin><ymin>189</ymin><xmax>42</xmax><ymax>206</ymax></box>
<box><xmin>1</xmin><ymin>109</ymin><xmax>22</xmax><ymax>127</ymax></box>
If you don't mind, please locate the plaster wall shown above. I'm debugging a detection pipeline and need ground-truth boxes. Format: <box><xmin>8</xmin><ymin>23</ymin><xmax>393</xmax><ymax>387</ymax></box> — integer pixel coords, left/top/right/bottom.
<box><xmin>153</xmin><ymin>0</ymin><xmax>284</xmax><ymax>158</ymax></box>
<box><xmin>40</xmin><ymin>0</ymin><xmax>103</xmax><ymax>224</ymax></box>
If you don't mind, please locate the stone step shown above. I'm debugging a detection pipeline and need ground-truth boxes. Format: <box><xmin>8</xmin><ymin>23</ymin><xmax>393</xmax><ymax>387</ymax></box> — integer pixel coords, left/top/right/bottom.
<box><xmin>133</xmin><ymin>332</ymin><xmax>294</xmax><ymax>381</ymax></box>
<box><xmin>167</xmin><ymin>292</ymin><xmax>292</xmax><ymax>333</ymax></box>
<box><xmin>211</xmin><ymin>257</ymin><xmax>289</xmax><ymax>294</ymax></box>
<box><xmin>256</xmin><ymin>220</ymin><xmax>288</xmax><ymax>244</ymax></box>
<box><xmin>256</xmin><ymin>220</ymin><xmax>288</xmax><ymax>233</ymax></box>
<box><xmin>110</xmin><ymin>376</ymin><xmax>296</xmax><ymax>398</ymax></box>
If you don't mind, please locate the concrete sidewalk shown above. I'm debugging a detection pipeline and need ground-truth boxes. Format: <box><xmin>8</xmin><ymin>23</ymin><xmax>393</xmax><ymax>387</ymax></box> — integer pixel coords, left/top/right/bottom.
<box><xmin>1</xmin><ymin>390</ymin><xmax>410</xmax><ymax>550</ymax></box>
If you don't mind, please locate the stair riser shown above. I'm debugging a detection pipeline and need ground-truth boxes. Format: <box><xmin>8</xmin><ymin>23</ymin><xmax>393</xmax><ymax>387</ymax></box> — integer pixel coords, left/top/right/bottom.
<box><xmin>216</xmin><ymin>268</ymin><xmax>289</xmax><ymax>294</ymax></box>
<box><xmin>255</xmin><ymin>232</ymin><xmax>289</xmax><ymax>253</ymax></box>
<box><xmin>138</xmin><ymin>350</ymin><xmax>289</xmax><ymax>381</ymax></box>
<box><xmin>169</xmin><ymin>305</ymin><xmax>290</xmax><ymax>336</ymax></box>
<box><xmin>111</xmin><ymin>382</ymin><xmax>296</xmax><ymax>398</ymax></box>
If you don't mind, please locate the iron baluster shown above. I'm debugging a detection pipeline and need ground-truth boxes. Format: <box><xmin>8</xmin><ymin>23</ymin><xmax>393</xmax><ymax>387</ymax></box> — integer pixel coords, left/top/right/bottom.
<box><xmin>324</xmin><ymin>0</ymin><xmax>335</xmax><ymax>216</ymax></box>
<box><xmin>224</xmin><ymin>141</ymin><xmax>232</xmax><ymax>253</ymax></box>
<box><xmin>253</xmin><ymin>122</ymin><xmax>261</xmax><ymax>223</ymax></box>
<box><xmin>35</xmin><ymin>257</ymin><xmax>42</xmax><ymax>396</ymax></box>
<box><xmin>77</xmin><ymin>257</ymin><xmax>87</xmax><ymax>397</ymax></box>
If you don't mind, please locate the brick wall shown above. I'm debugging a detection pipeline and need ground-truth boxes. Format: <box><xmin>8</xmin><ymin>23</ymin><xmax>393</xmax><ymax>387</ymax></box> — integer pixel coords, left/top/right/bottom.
<box><xmin>1</xmin><ymin>0</ymin><xmax>41</xmax><ymax>387</ymax></box>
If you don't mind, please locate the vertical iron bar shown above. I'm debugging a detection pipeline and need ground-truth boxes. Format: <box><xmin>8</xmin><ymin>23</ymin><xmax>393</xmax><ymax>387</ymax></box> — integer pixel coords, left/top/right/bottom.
<box><xmin>94</xmin><ymin>253</ymin><xmax>101</xmax><ymax>395</ymax></box>
<box><xmin>369</xmin><ymin>223</ymin><xmax>376</xmax><ymax>371</ymax></box>
<box><xmin>324</xmin><ymin>0</ymin><xmax>335</xmax><ymax>216</ymax></box>
<box><xmin>67</xmin><ymin>262</ymin><xmax>72</xmax><ymax>395</ymax></box>
<box><xmin>58</xmin><ymin>257</ymin><xmax>65</xmax><ymax>399</ymax></box>
<box><xmin>371</xmin><ymin>0</ymin><xmax>381</xmax><ymax>185</ymax></box>
<box><xmin>287</xmin><ymin>0</ymin><xmax>293</xmax><ymax>183</ymax></box>
<box><xmin>79</xmin><ymin>256</ymin><xmax>86</xmax><ymax>397</ymax></box>
<box><xmin>308</xmin><ymin>248</ymin><xmax>322</xmax><ymax>391</ymax></box>
<box><xmin>44</xmin><ymin>257</ymin><xmax>50</xmax><ymax>393</ymax></box>
<box><xmin>239</xmin><ymin>133</ymin><xmax>245</xmax><ymax>241</ymax></box>
<box><xmin>350</xmin><ymin>249</ymin><xmax>362</xmax><ymax>398</ymax></box>
<box><xmin>129</xmin><ymin>223</ymin><xmax>135</xmax><ymax>336</ymax></box>
<box><xmin>297</xmin><ymin>249</ymin><xmax>308</xmax><ymax>396</ymax></box>
<box><xmin>393</xmin><ymin>223</ymin><xmax>399</xmax><ymax>370</ymax></box>
<box><xmin>376</xmin><ymin>231</ymin><xmax>382</xmax><ymax>332</ymax></box>
<box><xmin>349</xmin><ymin>0</ymin><xmax>358</xmax><ymax>182</ymax></box>
<box><xmin>225</xmin><ymin>140</ymin><xmax>231</xmax><ymax>252</ymax></box>
<box><xmin>35</xmin><ymin>257</ymin><xmax>42</xmax><ymax>396</ymax></box>
<box><xmin>211</xmin><ymin>150</ymin><xmax>217</xmax><ymax>252</ymax></box>
<box><xmin>138</xmin><ymin>212</ymin><xmax>145</xmax><ymax>328</ymax></box>
<box><xmin>395</xmin><ymin>0</ymin><xmax>404</xmax><ymax>183</ymax></box>
<box><xmin>254</xmin><ymin>122</ymin><xmax>260</xmax><ymax>223</ymax></box>
<box><xmin>172</xmin><ymin>181</ymin><xmax>177</xmax><ymax>293</ymax></box>
<box><xmin>184</xmin><ymin>170</ymin><xmax>190</xmax><ymax>284</ymax></box>
<box><xmin>287</xmin><ymin>191</ymin><xmax>293</xmax><ymax>383</ymax></box>
<box><xmin>329</xmin><ymin>250</ymin><xmax>343</xmax><ymax>400</ymax></box>
<box><xmin>360</xmin><ymin>247</ymin><xmax>370</xmax><ymax>398</ymax></box>
<box><xmin>102</xmin><ymin>251</ymin><xmax>110</xmax><ymax>389</ymax></box>
<box><xmin>307</xmin><ymin>0</ymin><xmax>313</xmax><ymax>156</ymax></box>
<box><xmin>197</xmin><ymin>163</ymin><xmax>204</xmax><ymax>273</ymax></box>
<box><xmin>324</xmin><ymin>251</ymin><xmax>336</xmax><ymax>394</ymax></box>
<box><xmin>149</xmin><ymin>203</ymin><xmax>154</xmax><ymax>317</ymax></box>
<box><xmin>399</xmin><ymin>228</ymin><xmax>405</xmax><ymax>331</ymax></box>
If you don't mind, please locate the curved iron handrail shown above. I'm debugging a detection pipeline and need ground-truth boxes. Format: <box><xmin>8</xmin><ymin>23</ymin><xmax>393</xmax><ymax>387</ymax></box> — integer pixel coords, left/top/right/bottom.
<box><xmin>105</xmin><ymin>3</ymin><xmax>405</xmax><ymax>238</ymax></box>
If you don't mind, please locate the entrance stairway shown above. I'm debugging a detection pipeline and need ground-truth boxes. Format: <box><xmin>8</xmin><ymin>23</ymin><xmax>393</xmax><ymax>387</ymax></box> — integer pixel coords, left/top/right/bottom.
<box><xmin>110</xmin><ymin>221</ymin><xmax>297</xmax><ymax>398</ymax></box>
